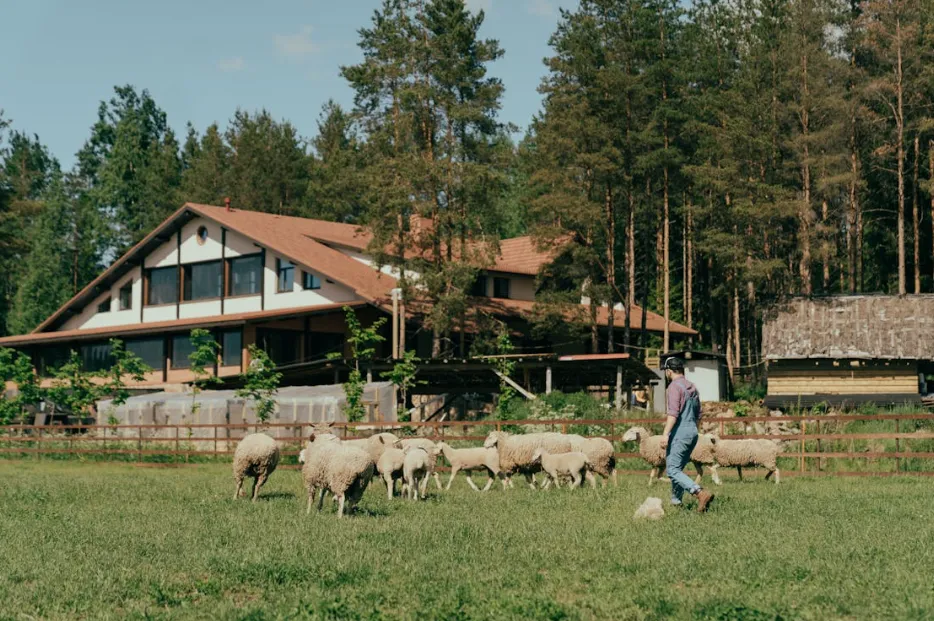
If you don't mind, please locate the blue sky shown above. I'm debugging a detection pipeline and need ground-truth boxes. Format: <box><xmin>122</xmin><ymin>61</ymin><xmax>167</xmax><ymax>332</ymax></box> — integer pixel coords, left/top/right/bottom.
<box><xmin>0</xmin><ymin>0</ymin><xmax>578</xmax><ymax>169</ymax></box>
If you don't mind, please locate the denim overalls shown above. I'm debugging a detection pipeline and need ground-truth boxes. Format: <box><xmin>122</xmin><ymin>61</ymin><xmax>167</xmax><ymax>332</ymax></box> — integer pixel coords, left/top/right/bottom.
<box><xmin>666</xmin><ymin>377</ymin><xmax>702</xmax><ymax>505</ymax></box>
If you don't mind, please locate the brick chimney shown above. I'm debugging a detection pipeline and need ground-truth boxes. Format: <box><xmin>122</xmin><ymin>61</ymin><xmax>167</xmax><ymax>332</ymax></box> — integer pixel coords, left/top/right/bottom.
<box><xmin>224</xmin><ymin>197</ymin><xmax>231</xmax><ymax>212</ymax></box>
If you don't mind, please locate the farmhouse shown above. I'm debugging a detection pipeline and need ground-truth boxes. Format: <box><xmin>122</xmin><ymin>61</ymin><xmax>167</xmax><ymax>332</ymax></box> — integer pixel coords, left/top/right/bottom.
<box><xmin>761</xmin><ymin>295</ymin><xmax>931</xmax><ymax>408</ymax></box>
<box><xmin>0</xmin><ymin>202</ymin><xmax>694</xmax><ymax>388</ymax></box>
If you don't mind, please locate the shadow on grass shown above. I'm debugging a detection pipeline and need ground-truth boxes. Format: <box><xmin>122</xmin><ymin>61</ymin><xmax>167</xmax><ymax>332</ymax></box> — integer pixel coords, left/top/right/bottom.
<box><xmin>260</xmin><ymin>491</ymin><xmax>297</xmax><ymax>501</ymax></box>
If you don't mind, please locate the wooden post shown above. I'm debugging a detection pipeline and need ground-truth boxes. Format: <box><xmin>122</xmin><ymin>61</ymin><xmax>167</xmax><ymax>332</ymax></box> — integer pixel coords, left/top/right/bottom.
<box><xmin>615</xmin><ymin>366</ymin><xmax>623</xmax><ymax>411</ymax></box>
<box><xmin>800</xmin><ymin>420</ymin><xmax>806</xmax><ymax>474</ymax></box>
<box><xmin>176</xmin><ymin>425</ymin><xmax>180</xmax><ymax>464</ymax></box>
<box><xmin>137</xmin><ymin>425</ymin><xmax>142</xmax><ymax>463</ymax></box>
<box><xmin>214</xmin><ymin>425</ymin><xmax>218</xmax><ymax>457</ymax></box>
<box><xmin>895</xmin><ymin>418</ymin><xmax>901</xmax><ymax>474</ymax></box>
<box><xmin>545</xmin><ymin>366</ymin><xmax>552</xmax><ymax>395</ymax></box>
<box><xmin>816</xmin><ymin>420</ymin><xmax>822</xmax><ymax>472</ymax></box>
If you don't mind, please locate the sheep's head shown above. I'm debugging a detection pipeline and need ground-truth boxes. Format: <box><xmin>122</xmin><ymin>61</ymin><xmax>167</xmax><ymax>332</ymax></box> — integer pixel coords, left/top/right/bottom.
<box><xmin>375</xmin><ymin>432</ymin><xmax>400</xmax><ymax>447</ymax></box>
<box><xmin>298</xmin><ymin>448</ymin><xmax>306</xmax><ymax>464</ymax></box>
<box><xmin>484</xmin><ymin>431</ymin><xmax>507</xmax><ymax>448</ymax></box>
<box><xmin>622</xmin><ymin>427</ymin><xmax>647</xmax><ymax>443</ymax></box>
<box><xmin>430</xmin><ymin>446</ymin><xmax>442</xmax><ymax>457</ymax></box>
<box><xmin>309</xmin><ymin>431</ymin><xmax>340</xmax><ymax>445</ymax></box>
<box><xmin>530</xmin><ymin>448</ymin><xmax>545</xmax><ymax>464</ymax></box>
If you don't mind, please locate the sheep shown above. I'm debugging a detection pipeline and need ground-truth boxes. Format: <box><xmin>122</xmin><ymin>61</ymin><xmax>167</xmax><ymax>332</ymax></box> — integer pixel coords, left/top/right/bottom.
<box><xmin>567</xmin><ymin>435</ymin><xmax>617</xmax><ymax>487</ymax></box>
<box><xmin>530</xmin><ymin>449</ymin><xmax>592</xmax><ymax>489</ymax></box>
<box><xmin>343</xmin><ymin>432</ymin><xmax>401</xmax><ymax>464</ymax></box>
<box><xmin>402</xmin><ymin>445</ymin><xmax>442</xmax><ymax>500</ymax></box>
<box><xmin>484</xmin><ymin>431</ymin><xmax>575</xmax><ymax>489</ymax></box>
<box><xmin>709</xmin><ymin>437</ymin><xmax>781</xmax><ymax>484</ymax></box>
<box><xmin>302</xmin><ymin>431</ymin><xmax>374</xmax><ymax>518</ymax></box>
<box><xmin>436</xmin><ymin>442</ymin><xmax>502</xmax><ymax>491</ymax></box>
<box><xmin>399</xmin><ymin>438</ymin><xmax>444</xmax><ymax>490</ymax></box>
<box><xmin>232</xmin><ymin>433</ymin><xmax>280</xmax><ymax>502</ymax></box>
<box><xmin>376</xmin><ymin>447</ymin><xmax>407</xmax><ymax>499</ymax></box>
<box><xmin>622</xmin><ymin>426</ymin><xmax>720</xmax><ymax>486</ymax></box>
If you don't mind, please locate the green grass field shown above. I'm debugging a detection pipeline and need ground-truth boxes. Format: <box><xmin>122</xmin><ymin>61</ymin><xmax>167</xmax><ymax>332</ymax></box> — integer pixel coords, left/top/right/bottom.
<box><xmin>0</xmin><ymin>462</ymin><xmax>931</xmax><ymax>620</ymax></box>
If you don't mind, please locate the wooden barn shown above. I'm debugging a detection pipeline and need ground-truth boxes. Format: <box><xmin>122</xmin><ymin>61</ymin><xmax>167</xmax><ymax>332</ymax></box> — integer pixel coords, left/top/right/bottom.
<box><xmin>761</xmin><ymin>296</ymin><xmax>932</xmax><ymax>408</ymax></box>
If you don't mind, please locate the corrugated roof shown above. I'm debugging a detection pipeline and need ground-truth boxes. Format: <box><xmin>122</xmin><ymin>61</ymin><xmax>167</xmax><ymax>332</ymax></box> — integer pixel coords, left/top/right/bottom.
<box><xmin>0</xmin><ymin>302</ymin><xmax>367</xmax><ymax>347</ymax></box>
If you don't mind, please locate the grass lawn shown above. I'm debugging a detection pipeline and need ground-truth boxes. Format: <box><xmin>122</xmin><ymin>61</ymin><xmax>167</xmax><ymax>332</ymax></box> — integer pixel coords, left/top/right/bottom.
<box><xmin>0</xmin><ymin>462</ymin><xmax>931</xmax><ymax>620</ymax></box>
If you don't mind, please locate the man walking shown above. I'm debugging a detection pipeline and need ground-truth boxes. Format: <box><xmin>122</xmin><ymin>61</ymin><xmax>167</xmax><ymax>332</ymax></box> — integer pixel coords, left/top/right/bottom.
<box><xmin>660</xmin><ymin>357</ymin><xmax>715</xmax><ymax>512</ymax></box>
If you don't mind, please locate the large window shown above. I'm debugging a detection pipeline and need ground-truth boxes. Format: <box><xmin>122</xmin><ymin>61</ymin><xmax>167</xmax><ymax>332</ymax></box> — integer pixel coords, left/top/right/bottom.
<box><xmin>303</xmin><ymin>271</ymin><xmax>321</xmax><ymax>290</ymax></box>
<box><xmin>171</xmin><ymin>334</ymin><xmax>195</xmax><ymax>369</ymax></box>
<box><xmin>257</xmin><ymin>328</ymin><xmax>300</xmax><ymax>366</ymax></box>
<box><xmin>81</xmin><ymin>341</ymin><xmax>113</xmax><ymax>372</ymax></box>
<box><xmin>183</xmin><ymin>261</ymin><xmax>223</xmax><ymax>301</ymax></box>
<box><xmin>470</xmin><ymin>275</ymin><xmax>488</xmax><ymax>297</ymax></box>
<box><xmin>126</xmin><ymin>337</ymin><xmax>164</xmax><ymax>371</ymax></box>
<box><xmin>221</xmin><ymin>329</ymin><xmax>242</xmax><ymax>367</ymax></box>
<box><xmin>147</xmin><ymin>266</ymin><xmax>178</xmax><ymax>305</ymax></box>
<box><xmin>493</xmin><ymin>276</ymin><xmax>510</xmax><ymax>299</ymax></box>
<box><xmin>227</xmin><ymin>255</ymin><xmax>262</xmax><ymax>296</ymax></box>
<box><xmin>277</xmin><ymin>258</ymin><xmax>295</xmax><ymax>293</ymax></box>
<box><xmin>119</xmin><ymin>283</ymin><xmax>132</xmax><ymax>310</ymax></box>
<box><xmin>307</xmin><ymin>332</ymin><xmax>344</xmax><ymax>360</ymax></box>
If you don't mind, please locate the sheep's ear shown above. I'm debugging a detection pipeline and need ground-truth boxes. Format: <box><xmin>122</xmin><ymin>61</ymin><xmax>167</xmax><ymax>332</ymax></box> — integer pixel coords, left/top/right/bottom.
<box><xmin>377</xmin><ymin>436</ymin><xmax>386</xmax><ymax>445</ymax></box>
<box><xmin>709</xmin><ymin>436</ymin><xmax>718</xmax><ymax>445</ymax></box>
<box><xmin>309</xmin><ymin>432</ymin><xmax>316</xmax><ymax>443</ymax></box>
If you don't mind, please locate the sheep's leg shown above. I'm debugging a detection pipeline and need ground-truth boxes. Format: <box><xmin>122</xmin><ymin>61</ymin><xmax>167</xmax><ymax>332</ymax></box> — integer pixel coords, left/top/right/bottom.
<box><xmin>571</xmin><ymin>472</ymin><xmax>582</xmax><ymax>488</ymax></box>
<box><xmin>481</xmin><ymin>475</ymin><xmax>494</xmax><ymax>492</ymax></box>
<box><xmin>465</xmin><ymin>473</ymin><xmax>481</xmax><ymax>492</ymax></box>
<box><xmin>384</xmin><ymin>475</ymin><xmax>394</xmax><ymax>500</ymax></box>
<box><xmin>337</xmin><ymin>494</ymin><xmax>346</xmax><ymax>517</ymax></box>
<box><xmin>648</xmin><ymin>467</ymin><xmax>658</xmax><ymax>486</ymax></box>
<box><xmin>445</xmin><ymin>466</ymin><xmax>460</xmax><ymax>491</ymax></box>
<box><xmin>524</xmin><ymin>473</ymin><xmax>536</xmax><ymax>489</ymax></box>
<box><xmin>736</xmin><ymin>466</ymin><xmax>743</xmax><ymax>481</ymax></box>
<box><xmin>693</xmin><ymin>462</ymin><xmax>704</xmax><ymax>485</ymax></box>
<box><xmin>612</xmin><ymin>469</ymin><xmax>618</xmax><ymax>487</ymax></box>
<box><xmin>420</xmin><ymin>474</ymin><xmax>429</xmax><ymax>497</ymax></box>
<box><xmin>253</xmin><ymin>473</ymin><xmax>270</xmax><ymax>502</ymax></box>
<box><xmin>541</xmin><ymin>477</ymin><xmax>552</xmax><ymax>490</ymax></box>
<box><xmin>710</xmin><ymin>465</ymin><xmax>722</xmax><ymax>486</ymax></box>
<box><xmin>317</xmin><ymin>488</ymin><xmax>326</xmax><ymax>512</ymax></box>
<box><xmin>433</xmin><ymin>471</ymin><xmax>443</xmax><ymax>490</ymax></box>
<box><xmin>234</xmin><ymin>477</ymin><xmax>244</xmax><ymax>500</ymax></box>
<box><xmin>774</xmin><ymin>468</ymin><xmax>780</xmax><ymax>484</ymax></box>
<box><xmin>306</xmin><ymin>487</ymin><xmax>314</xmax><ymax>514</ymax></box>
<box><xmin>585</xmin><ymin>471</ymin><xmax>597</xmax><ymax>488</ymax></box>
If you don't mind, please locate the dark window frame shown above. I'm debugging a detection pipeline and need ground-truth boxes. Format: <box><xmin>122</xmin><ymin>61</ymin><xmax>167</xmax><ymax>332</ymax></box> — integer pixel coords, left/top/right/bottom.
<box><xmin>145</xmin><ymin>266</ymin><xmax>179</xmax><ymax>306</ymax></box>
<box><xmin>470</xmin><ymin>274</ymin><xmax>488</xmax><ymax>297</ymax></box>
<box><xmin>221</xmin><ymin>329</ymin><xmax>243</xmax><ymax>367</ymax></box>
<box><xmin>118</xmin><ymin>282</ymin><xmax>132</xmax><ymax>311</ymax></box>
<box><xmin>226</xmin><ymin>253</ymin><xmax>263</xmax><ymax>297</ymax></box>
<box><xmin>126</xmin><ymin>336</ymin><xmax>165</xmax><ymax>371</ymax></box>
<box><xmin>182</xmin><ymin>259</ymin><xmax>223</xmax><ymax>302</ymax></box>
<box><xmin>493</xmin><ymin>276</ymin><xmax>510</xmax><ymax>299</ymax></box>
<box><xmin>170</xmin><ymin>334</ymin><xmax>195</xmax><ymax>369</ymax></box>
<box><xmin>302</xmin><ymin>270</ymin><xmax>321</xmax><ymax>290</ymax></box>
<box><xmin>97</xmin><ymin>297</ymin><xmax>111</xmax><ymax>313</ymax></box>
<box><xmin>276</xmin><ymin>258</ymin><xmax>295</xmax><ymax>293</ymax></box>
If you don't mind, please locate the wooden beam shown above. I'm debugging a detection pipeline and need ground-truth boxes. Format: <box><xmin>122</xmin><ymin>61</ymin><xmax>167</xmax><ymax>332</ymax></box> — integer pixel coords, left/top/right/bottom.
<box><xmin>493</xmin><ymin>369</ymin><xmax>537</xmax><ymax>400</ymax></box>
<box><xmin>545</xmin><ymin>365</ymin><xmax>552</xmax><ymax>394</ymax></box>
<box><xmin>615</xmin><ymin>365</ymin><xmax>623</xmax><ymax>410</ymax></box>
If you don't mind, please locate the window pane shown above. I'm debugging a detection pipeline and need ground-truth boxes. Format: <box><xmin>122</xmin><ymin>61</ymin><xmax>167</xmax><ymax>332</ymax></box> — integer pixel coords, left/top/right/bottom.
<box><xmin>229</xmin><ymin>255</ymin><xmax>262</xmax><ymax>296</ymax></box>
<box><xmin>221</xmin><ymin>330</ymin><xmax>242</xmax><ymax>367</ymax></box>
<box><xmin>184</xmin><ymin>261</ymin><xmax>222</xmax><ymax>301</ymax></box>
<box><xmin>148</xmin><ymin>267</ymin><xmax>178</xmax><ymax>305</ymax></box>
<box><xmin>97</xmin><ymin>297</ymin><xmax>111</xmax><ymax>313</ymax></box>
<box><xmin>40</xmin><ymin>346</ymin><xmax>70</xmax><ymax>375</ymax></box>
<box><xmin>493</xmin><ymin>277</ymin><xmax>510</xmax><ymax>299</ymax></box>
<box><xmin>278</xmin><ymin>259</ymin><xmax>295</xmax><ymax>292</ymax></box>
<box><xmin>470</xmin><ymin>275</ymin><xmax>488</xmax><ymax>297</ymax></box>
<box><xmin>303</xmin><ymin>271</ymin><xmax>321</xmax><ymax>290</ymax></box>
<box><xmin>81</xmin><ymin>342</ymin><xmax>113</xmax><ymax>372</ymax></box>
<box><xmin>119</xmin><ymin>284</ymin><xmax>132</xmax><ymax>310</ymax></box>
<box><xmin>126</xmin><ymin>337</ymin><xmax>163</xmax><ymax>370</ymax></box>
<box><xmin>307</xmin><ymin>332</ymin><xmax>344</xmax><ymax>359</ymax></box>
<box><xmin>171</xmin><ymin>334</ymin><xmax>196</xmax><ymax>369</ymax></box>
<box><xmin>258</xmin><ymin>329</ymin><xmax>300</xmax><ymax>365</ymax></box>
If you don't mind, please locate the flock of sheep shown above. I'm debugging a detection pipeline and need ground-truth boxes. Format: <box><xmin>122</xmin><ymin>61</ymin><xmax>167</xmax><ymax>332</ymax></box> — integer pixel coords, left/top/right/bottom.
<box><xmin>231</xmin><ymin>424</ymin><xmax>782</xmax><ymax>517</ymax></box>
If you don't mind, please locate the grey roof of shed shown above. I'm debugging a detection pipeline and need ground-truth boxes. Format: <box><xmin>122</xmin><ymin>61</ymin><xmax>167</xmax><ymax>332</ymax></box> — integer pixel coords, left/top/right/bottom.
<box><xmin>761</xmin><ymin>295</ymin><xmax>934</xmax><ymax>360</ymax></box>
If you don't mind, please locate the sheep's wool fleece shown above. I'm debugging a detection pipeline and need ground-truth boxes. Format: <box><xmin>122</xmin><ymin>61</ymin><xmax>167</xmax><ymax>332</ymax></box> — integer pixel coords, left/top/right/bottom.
<box><xmin>712</xmin><ymin>439</ymin><xmax>780</xmax><ymax>469</ymax></box>
<box><xmin>625</xmin><ymin>427</ymin><xmax>715</xmax><ymax>466</ymax></box>
<box><xmin>233</xmin><ymin>433</ymin><xmax>280</xmax><ymax>479</ymax></box>
<box><xmin>486</xmin><ymin>432</ymin><xmax>574</xmax><ymax>473</ymax></box>
<box><xmin>302</xmin><ymin>436</ymin><xmax>374</xmax><ymax>499</ymax></box>
<box><xmin>633</xmin><ymin>497</ymin><xmax>665</xmax><ymax>521</ymax></box>
<box><xmin>567</xmin><ymin>436</ymin><xmax>615</xmax><ymax>476</ymax></box>
<box><xmin>344</xmin><ymin>433</ymin><xmax>401</xmax><ymax>462</ymax></box>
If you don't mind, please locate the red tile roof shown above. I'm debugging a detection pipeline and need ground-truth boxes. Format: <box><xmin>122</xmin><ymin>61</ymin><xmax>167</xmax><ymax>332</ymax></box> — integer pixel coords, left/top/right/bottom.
<box><xmin>0</xmin><ymin>302</ymin><xmax>367</xmax><ymax>347</ymax></box>
<box><xmin>487</xmin><ymin>236</ymin><xmax>557</xmax><ymax>276</ymax></box>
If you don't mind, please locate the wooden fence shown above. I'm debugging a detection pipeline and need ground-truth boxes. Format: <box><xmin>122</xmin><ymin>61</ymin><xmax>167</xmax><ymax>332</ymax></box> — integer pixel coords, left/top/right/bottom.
<box><xmin>2</xmin><ymin>413</ymin><xmax>934</xmax><ymax>477</ymax></box>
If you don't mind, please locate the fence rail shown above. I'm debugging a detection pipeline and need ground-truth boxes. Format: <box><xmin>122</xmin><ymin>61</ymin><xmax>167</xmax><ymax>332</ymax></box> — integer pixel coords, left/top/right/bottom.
<box><xmin>2</xmin><ymin>413</ymin><xmax>934</xmax><ymax>477</ymax></box>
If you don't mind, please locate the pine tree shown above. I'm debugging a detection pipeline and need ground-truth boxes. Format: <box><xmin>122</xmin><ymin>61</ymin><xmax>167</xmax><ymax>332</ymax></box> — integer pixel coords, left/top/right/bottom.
<box><xmin>306</xmin><ymin>101</ymin><xmax>365</xmax><ymax>222</ymax></box>
<box><xmin>180</xmin><ymin>123</ymin><xmax>232</xmax><ymax>205</ymax></box>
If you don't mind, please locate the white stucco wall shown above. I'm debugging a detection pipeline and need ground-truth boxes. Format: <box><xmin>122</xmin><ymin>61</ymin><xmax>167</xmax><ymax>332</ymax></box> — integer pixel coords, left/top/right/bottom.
<box><xmin>684</xmin><ymin>359</ymin><xmax>724</xmax><ymax>402</ymax></box>
<box><xmin>61</xmin><ymin>268</ymin><xmax>143</xmax><ymax>330</ymax></box>
<box><xmin>263</xmin><ymin>251</ymin><xmax>359</xmax><ymax>310</ymax></box>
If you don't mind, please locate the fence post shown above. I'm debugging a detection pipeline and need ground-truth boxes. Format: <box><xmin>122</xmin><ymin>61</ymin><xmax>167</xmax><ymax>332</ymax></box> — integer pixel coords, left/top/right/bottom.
<box><xmin>137</xmin><ymin>425</ymin><xmax>142</xmax><ymax>463</ymax></box>
<box><xmin>799</xmin><ymin>420</ymin><xmax>806</xmax><ymax>474</ymax></box>
<box><xmin>816</xmin><ymin>420</ymin><xmax>822</xmax><ymax>472</ymax></box>
<box><xmin>895</xmin><ymin>417</ymin><xmax>901</xmax><ymax>474</ymax></box>
<box><xmin>214</xmin><ymin>425</ymin><xmax>218</xmax><ymax>458</ymax></box>
<box><xmin>36</xmin><ymin>426</ymin><xmax>42</xmax><ymax>461</ymax></box>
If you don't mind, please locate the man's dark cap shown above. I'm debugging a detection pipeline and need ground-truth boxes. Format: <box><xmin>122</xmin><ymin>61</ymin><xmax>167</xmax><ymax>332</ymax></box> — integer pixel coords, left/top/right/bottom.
<box><xmin>663</xmin><ymin>357</ymin><xmax>684</xmax><ymax>372</ymax></box>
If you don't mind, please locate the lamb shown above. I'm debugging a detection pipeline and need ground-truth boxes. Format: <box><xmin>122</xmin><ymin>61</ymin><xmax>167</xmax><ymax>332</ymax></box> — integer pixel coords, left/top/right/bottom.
<box><xmin>399</xmin><ymin>438</ymin><xmax>443</xmax><ymax>490</ymax></box>
<box><xmin>567</xmin><ymin>435</ymin><xmax>617</xmax><ymax>487</ymax></box>
<box><xmin>436</xmin><ymin>442</ymin><xmax>502</xmax><ymax>491</ymax></box>
<box><xmin>484</xmin><ymin>431</ymin><xmax>575</xmax><ymax>489</ymax></box>
<box><xmin>621</xmin><ymin>426</ymin><xmax>720</xmax><ymax>486</ymax></box>
<box><xmin>709</xmin><ymin>438</ymin><xmax>781</xmax><ymax>484</ymax></box>
<box><xmin>343</xmin><ymin>432</ymin><xmax>401</xmax><ymax>464</ymax></box>
<box><xmin>402</xmin><ymin>445</ymin><xmax>442</xmax><ymax>500</ymax></box>
<box><xmin>302</xmin><ymin>431</ymin><xmax>374</xmax><ymax>518</ymax></box>
<box><xmin>232</xmin><ymin>433</ymin><xmax>281</xmax><ymax>502</ymax></box>
<box><xmin>530</xmin><ymin>449</ymin><xmax>592</xmax><ymax>489</ymax></box>
<box><xmin>376</xmin><ymin>447</ymin><xmax>407</xmax><ymax>499</ymax></box>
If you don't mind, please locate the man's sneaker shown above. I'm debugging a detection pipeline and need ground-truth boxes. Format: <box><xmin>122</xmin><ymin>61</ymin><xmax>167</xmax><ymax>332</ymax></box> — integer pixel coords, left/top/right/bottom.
<box><xmin>696</xmin><ymin>489</ymin><xmax>715</xmax><ymax>513</ymax></box>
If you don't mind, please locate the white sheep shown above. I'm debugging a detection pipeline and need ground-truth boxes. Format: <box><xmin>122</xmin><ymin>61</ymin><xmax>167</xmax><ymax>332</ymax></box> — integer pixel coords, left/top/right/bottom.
<box><xmin>402</xmin><ymin>445</ymin><xmax>442</xmax><ymax>500</ymax></box>
<box><xmin>436</xmin><ymin>442</ymin><xmax>502</xmax><ymax>491</ymax></box>
<box><xmin>376</xmin><ymin>447</ymin><xmax>407</xmax><ymax>499</ymax></box>
<box><xmin>302</xmin><ymin>431</ymin><xmax>374</xmax><ymax>518</ymax></box>
<box><xmin>484</xmin><ymin>431</ymin><xmax>575</xmax><ymax>489</ymax></box>
<box><xmin>343</xmin><ymin>432</ymin><xmax>401</xmax><ymax>464</ymax></box>
<box><xmin>232</xmin><ymin>433</ymin><xmax>280</xmax><ymax>502</ymax></box>
<box><xmin>530</xmin><ymin>449</ymin><xmax>592</xmax><ymax>489</ymax></box>
<box><xmin>710</xmin><ymin>438</ymin><xmax>781</xmax><ymax>483</ymax></box>
<box><xmin>567</xmin><ymin>435</ymin><xmax>617</xmax><ymax>487</ymax></box>
<box><xmin>622</xmin><ymin>426</ymin><xmax>720</xmax><ymax>486</ymax></box>
<box><xmin>399</xmin><ymin>438</ymin><xmax>444</xmax><ymax>490</ymax></box>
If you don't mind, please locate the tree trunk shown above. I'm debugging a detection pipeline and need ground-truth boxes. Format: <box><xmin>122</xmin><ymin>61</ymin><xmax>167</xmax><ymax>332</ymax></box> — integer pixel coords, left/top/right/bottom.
<box><xmin>589</xmin><ymin>291</ymin><xmax>599</xmax><ymax>354</ymax></box>
<box><xmin>663</xmin><ymin>164</ymin><xmax>670</xmax><ymax>352</ymax></box>
<box><xmin>822</xmin><ymin>199</ymin><xmax>830</xmax><ymax>291</ymax></box>
<box><xmin>606</xmin><ymin>184</ymin><xmax>616</xmax><ymax>354</ymax></box>
<box><xmin>896</xmin><ymin>15</ymin><xmax>906</xmax><ymax>295</ymax></box>
<box><xmin>627</xmin><ymin>188</ymin><xmax>636</xmax><ymax>308</ymax></box>
<box><xmin>686</xmin><ymin>199</ymin><xmax>693</xmax><ymax>333</ymax></box>
<box><xmin>913</xmin><ymin>134</ymin><xmax>921</xmax><ymax>293</ymax></box>
<box><xmin>799</xmin><ymin>50</ymin><xmax>813</xmax><ymax>296</ymax></box>
<box><xmin>733</xmin><ymin>278</ymin><xmax>741</xmax><ymax>376</ymax></box>
<box><xmin>930</xmin><ymin>141</ymin><xmax>934</xmax><ymax>287</ymax></box>
<box><xmin>848</xmin><ymin>114</ymin><xmax>859</xmax><ymax>293</ymax></box>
